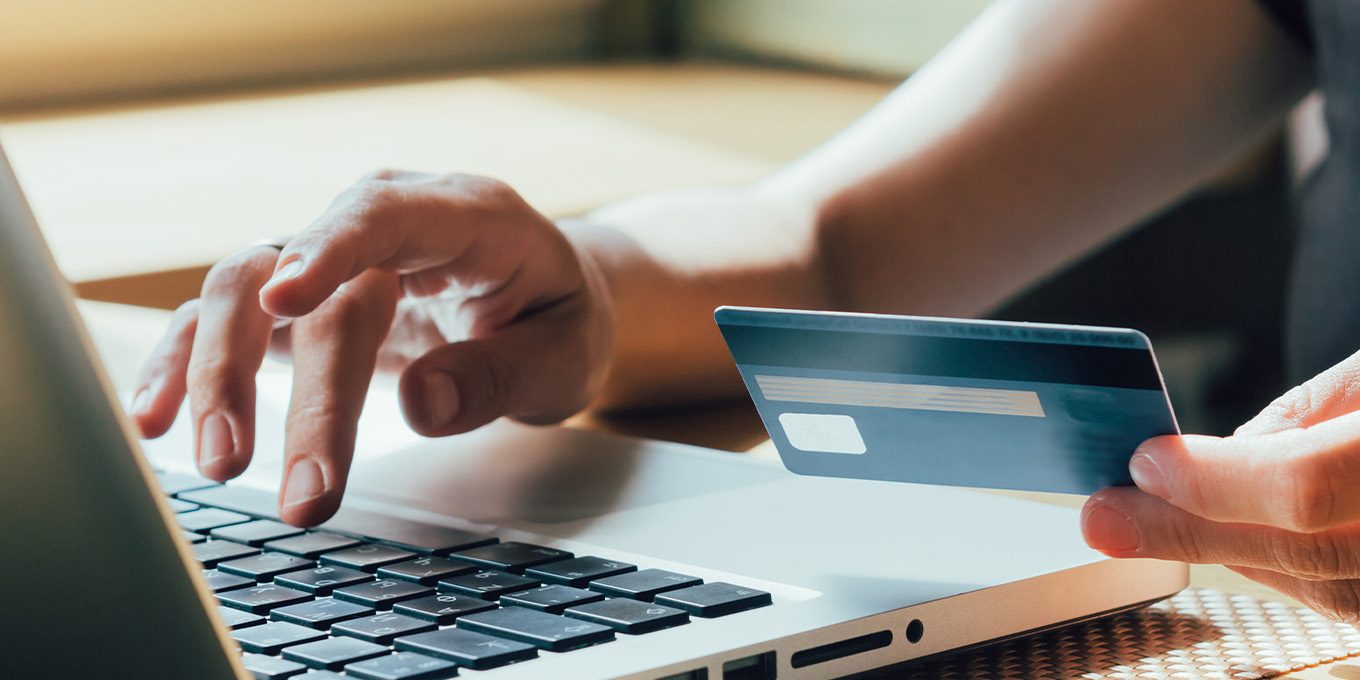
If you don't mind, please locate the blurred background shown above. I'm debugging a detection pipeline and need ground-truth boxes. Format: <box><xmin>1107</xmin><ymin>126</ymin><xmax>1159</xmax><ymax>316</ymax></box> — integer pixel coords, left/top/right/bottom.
<box><xmin>0</xmin><ymin>0</ymin><xmax>1313</xmax><ymax>438</ymax></box>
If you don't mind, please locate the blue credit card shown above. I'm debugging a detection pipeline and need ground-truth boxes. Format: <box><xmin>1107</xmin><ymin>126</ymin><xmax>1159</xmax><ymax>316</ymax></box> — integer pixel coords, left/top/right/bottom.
<box><xmin>716</xmin><ymin>306</ymin><xmax>1179</xmax><ymax>495</ymax></box>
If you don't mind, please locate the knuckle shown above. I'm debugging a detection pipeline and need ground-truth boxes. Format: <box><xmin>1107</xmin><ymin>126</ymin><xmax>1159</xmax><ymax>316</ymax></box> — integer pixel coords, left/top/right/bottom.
<box><xmin>345</xmin><ymin>177</ymin><xmax>404</xmax><ymax>213</ymax></box>
<box><xmin>1267</xmin><ymin>383</ymin><xmax>1317</xmax><ymax>427</ymax></box>
<box><xmin>202</xmin><ymin>251</ymin><xmax>272</xmax><ymax>297</ymax></box>
<box><xmin>361</xmin><ymin>168</ymin><xmax>403</xmax><ymax>182</ymax></box>
<box><xmin>171</xmin><ymin>299</ymin><xmax>201</xmax><ymax>322</ymax></box>
<box><xmin>289</xmin><ymin>401</ymin><xmax>341</xmax><ymax>427</ymax></box>
<box><xmin>315</xmin><ymin>281</ymin><xmax>370</xmax><ymax>319</ymax></box>
<box><xmin>309</xmin><ymin>276</ymin><xmax>396</xmax><ymax>327</ymax></box>
<box><xmin>1162</xmin><ymin>513</ymin><xmax>1208</xmax><ymax>563</ymax></box>
<box><xmin>447</xmin><ymin>173</ymin><xmax>518</xmax><ymax>204</ymax></box>
<box><xmin>186</xmin><ymin>354</ymin><xmax>250</xmax><ymax>407</ymax></box>
<box><xmin>165</xmin><ymin>299</ymin><xmax>201</xmax><ymax>338</ymax></box>
<box><xmin>1273</xmin><ymin>530</ymin><xmax>1349</xmax><ymax>580</ymax></box>
<box><xmin>1277</xmin><ymin>448</ymin><xmax>1340</xmax><ymax>532</ymax></box>
<box><xmin>1308</xmin><ymin>580</ymin><xmax>1360</xmax><ymax>624</ymax></box>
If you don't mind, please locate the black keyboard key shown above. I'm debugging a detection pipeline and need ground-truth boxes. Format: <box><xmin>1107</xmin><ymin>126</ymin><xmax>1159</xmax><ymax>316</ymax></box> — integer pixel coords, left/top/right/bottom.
<box><xmin>179</xmin><ymin>508</ymin><xmax>253</xmax><ymax>533</ymax></box>
<box><xmin>180</xmin><ymin>484</ymin><xmax>488</xmax><ymax>557</ymax></box>
<box><xmin>334</xmin><ymin>579</ymin><xmax>432</xmax><ymax>608</ymax></box>
<box><xmin>219</xmin><ymin>552</ymin><xmax>316</xmax><ymax>581</ymax></box>
<box><xmin>282</xmin><ymin>637</ymin><xmax>388</xmax><ymax>671</ymax></box>
<box><xmin>211</xmin><ymin>519</ymin><xmax>305</xmax><ymax>546</ymax></box>
<box><xmin>500</xmin><ymin>585</ymin><xmax>604</xmax><ymax>614</ymax></box>
<box><xmin>270</xmin><ymin>598</ymin><xmax>375</xmax><ymax>629</ymax></box>
<box><xmin>379</xmin><ymin>556</ymin><xmax>475</xmax><ymax>585</ymax></box>
<box><xmin>437</xmin><ymin>571</ymin><xmax>538</xmax><ymax>600</ymax></box>
<box><xmin>449</xmin><ymin>542</ymin><xmax>571</xmax><ymax>573</ymax></box>
<box><xmin>241</xmin><ymin>652</ymin><xmax>308</xmax><ymax>680</ymax></box>
<box><xmin>181</xmin><ymin>530</ymin><xmax>208</xmax><ymax>544</ymax></box>
<box><xmin>232</xmin><ymin>621</ymin><xmax>327</xmax><ymax>654</ymax></box>
<box><xmin>524</xmin><ymin>556</ymin><xmax>636</xmax><ymax>588</ymax></box>
<box><xmin>589</xmin><ymin>569</ymin><xmax>702</xmax><ymax>601</ymax></box>
<box><xmin>218</xmin><ymin>583</ymin><xmax>313</xmax><ymax>614</ymax></box>
<box><xmin>654</xmin><ymin>582</ymin><xmax>772</xmax><ymax>617</ymax></box>
<box><xmin>376</xmin><ymin>527</ymin><xmax>496</xmax><ymax>556</ymax></box>
<box><xmin>393</xmin><ymin>593</ymin><xmax>495</xmax><ymax>625</ymax></box>
<box><xmin>265</xmin><ymin>532</ymin><xmax>362</xmax><ymax>559</ymax></box>
<box><xmin>321</xmin><ymin>544</ymin><xmax>415</xmax><ymax>571</ymax></box>
<box><xmin>344</xmin><ymin>651</ymin><xmax>459</xmax><ymax>680</ymax></box>
<box><xmin>178</xmin><ymin>484</ymin><xmax>282</xmax><ymax>514</ymax></box>
<box><xmin>332</xmin><ymin>612</ymin><xmax>436</xmax><ymax>645</ymax></box>
<box><xmin>564</xmin><ymin>598</ymin><xmax>690</xmax><ymax>634</ymax></box>
<box><xmin>202</xmin><ymin>568</ymin><xmax>254</xmax><ymax>593</ymax></box>
<box><xmin>193</xmin><ymin>540</ymin><xmax>260</xmax><ymax>567</ymax></box>
<box><xmin>395</xmin><ymin>628</ymin><xmax>537</xmax><ymax>670</ymax></box>
<box><xmin>155</xmin><ymin>471</ymin><xmax>220</xmax><ymax>496</ymax></box>
<box><xmin>217</xmin><ymin>605</ymin><xmax>265</xmax><ymax>630</ymax></box>
<box><xmin>168</xmin><ymin>498</ymin><xmax>199</xmax><ymax>513</ymax></box>
<box><xmin>457</xmin><ymin>607</ymin><xmax>614</xmax><ymax>652</ymax></box>
<box><xmin>274</xmin><ymin>565</ymin><xmax>374</xmax><ymax>595</ymax></box>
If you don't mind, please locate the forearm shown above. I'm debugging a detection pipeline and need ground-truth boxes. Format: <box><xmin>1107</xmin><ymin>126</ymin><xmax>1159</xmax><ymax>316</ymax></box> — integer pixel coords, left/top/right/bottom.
<box><xmin>788</xmin><ymin>0</ymin><xmax>1312</xmax><ymax>316</ymax></box>
<box><xmin>574</xmin><ymin>0</ymin><xmax>1313</xmax><ymax>410</ymax></box>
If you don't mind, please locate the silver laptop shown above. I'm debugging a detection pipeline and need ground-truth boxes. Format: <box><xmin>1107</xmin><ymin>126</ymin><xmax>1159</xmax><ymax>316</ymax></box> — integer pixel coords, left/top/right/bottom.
<box><xmin>0</xmin><ymin>142</ymin><xmax>1186</xmax><ymax>679</ymax></box>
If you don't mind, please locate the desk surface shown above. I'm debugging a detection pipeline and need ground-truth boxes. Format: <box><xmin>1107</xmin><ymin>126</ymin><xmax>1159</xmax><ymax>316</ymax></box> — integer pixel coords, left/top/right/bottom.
<box><xmin>2</xmin><ymin>77</ymin><xmax>774</xmax><ymax>284</ymax></box>
<box><xmin>75</xmin><ymin>299</ymin><xmax>1348</xmax><ymax>678</ymax></box>
<box><xmin>0</xmin><ymin>63</ymin><xmax>892</xmax><ymax>289</ymax></box>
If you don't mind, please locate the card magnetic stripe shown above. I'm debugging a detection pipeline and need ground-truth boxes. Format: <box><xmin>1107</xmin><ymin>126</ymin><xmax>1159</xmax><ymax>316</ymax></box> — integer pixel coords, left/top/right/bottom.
<box><xmin>720</xmin><ymin>324</ymin><xmax>1160</xmax><ymax>390</ymax></box>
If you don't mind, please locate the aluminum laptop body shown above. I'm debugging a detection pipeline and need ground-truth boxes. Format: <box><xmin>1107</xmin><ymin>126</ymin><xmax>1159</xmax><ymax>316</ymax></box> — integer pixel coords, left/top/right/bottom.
<box><xmin>0</xmin><ymin>143</ymin><xmax>1187</xmax><ymax>679</ymax></box>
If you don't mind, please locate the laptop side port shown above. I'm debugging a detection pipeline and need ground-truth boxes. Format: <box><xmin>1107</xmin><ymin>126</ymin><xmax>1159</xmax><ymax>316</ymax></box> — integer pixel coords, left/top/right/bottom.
<box><xmin>722</xmin><ymin>651</ymin><xmax>776</xmax><ymax>680</ymax></box>
<box><xmin>658</xmin><ymin>670</ymin><xmax>709</xmax><ymax>680</ymax></box>
<box><xmin>790</xmin><ymin>630</ymin><xmax>893</xmax><ymax>669</ymax></box>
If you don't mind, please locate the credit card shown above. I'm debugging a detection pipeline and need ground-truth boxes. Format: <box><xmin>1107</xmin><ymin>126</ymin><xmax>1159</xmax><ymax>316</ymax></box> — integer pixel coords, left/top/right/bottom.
<box><xmin>716</xmin><ymin>306</ymin><xmax>1179</xmax><ymax>495</ymax></box>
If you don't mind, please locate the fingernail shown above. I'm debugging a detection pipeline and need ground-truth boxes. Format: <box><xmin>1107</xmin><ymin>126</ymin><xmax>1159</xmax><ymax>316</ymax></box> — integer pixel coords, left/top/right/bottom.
<box><xmin>198</xmin><ymin>412</ymin><xmax>234</xmax><ymax>469</ymax></box>
<box><xmin>1083</xmin><ymin>503</ymin><xmax>1141</xmax><ymax>554</ymax></box>
<box><xmin>265</xmin><ymin>258</ymin><xmax>304</xmax><ymax>289</ymax></box>
<box><xmin>283</xmin><ymin>458</ymin><xmax>326</xmax><ymax>508</ymax></box>
<box><xmin>1129</xmin><ymin>452</ymin><xmax>1168</xmax><ymax>498</ymax></box>
<box><xmin>130</xmin><ymin>386</ymin><xmax>152</xmax><ymax>415</ymax></box>
<box><xmin>422</xmin><ymin>371</ymin><xmax>459</xmax><ymax>429</ymax></box>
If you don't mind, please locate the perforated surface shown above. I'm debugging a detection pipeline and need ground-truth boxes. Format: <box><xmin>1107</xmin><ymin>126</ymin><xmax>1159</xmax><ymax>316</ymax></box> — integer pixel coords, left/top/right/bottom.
<box><xmin>894</xmin><ymin>588</ymin><xmax>1360</xmax><ymax>679</ymax></box>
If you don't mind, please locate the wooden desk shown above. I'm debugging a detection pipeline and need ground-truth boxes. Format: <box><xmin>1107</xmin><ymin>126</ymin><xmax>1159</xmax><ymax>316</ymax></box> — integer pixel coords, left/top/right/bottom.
<box><xmin>0</xmin><ymin>75</ymin><xmax>769</xmax><ymax>305</ymax></box>
<box><xmin>0</xmin><ymin>63</ymin><xmax>893</xmax><ymax>309</ymax></box>
<box><xmin>76</xmin><ymin>299</ymin><xmax>1348</xmax><ymax>678</ymax></box>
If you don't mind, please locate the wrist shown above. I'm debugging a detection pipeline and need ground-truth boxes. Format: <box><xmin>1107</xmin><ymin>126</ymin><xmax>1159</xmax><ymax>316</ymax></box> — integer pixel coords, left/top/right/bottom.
<box><xmin>558</xmin><ymin>218</ymin><xmax>621</xmax><ymax>405</ymax></box>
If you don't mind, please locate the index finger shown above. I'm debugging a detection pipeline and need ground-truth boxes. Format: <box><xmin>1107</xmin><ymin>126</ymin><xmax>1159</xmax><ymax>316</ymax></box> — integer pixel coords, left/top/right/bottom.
<box><xmin>1235</xmin><ymin>349</ymin><xmax>1360</xmax><ymax>436</ymax></box>
<box><xmin>259</xmin><ymin>173</ymin><xmax>555</xmax><ymax>320</ymax></box>
<box><xmin>1130</xmin><ymin>411</ymin><xmax>1360</xmax><ymax>532</ymax></box>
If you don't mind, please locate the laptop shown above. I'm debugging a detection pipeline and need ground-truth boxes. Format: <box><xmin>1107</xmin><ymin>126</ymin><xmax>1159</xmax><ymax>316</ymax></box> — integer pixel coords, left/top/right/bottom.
<box><xmin>0</xmin><ymin>141</ymin><xmax>1186</xmax><ymax>679</ymax></box>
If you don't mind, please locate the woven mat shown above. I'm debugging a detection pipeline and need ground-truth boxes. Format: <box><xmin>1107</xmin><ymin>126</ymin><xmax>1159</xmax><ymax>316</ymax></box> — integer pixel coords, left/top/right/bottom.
<box><xmin>894</xmin><ymin>588</ymin><xmax>1360</xmax><ymax>679</ymax></box>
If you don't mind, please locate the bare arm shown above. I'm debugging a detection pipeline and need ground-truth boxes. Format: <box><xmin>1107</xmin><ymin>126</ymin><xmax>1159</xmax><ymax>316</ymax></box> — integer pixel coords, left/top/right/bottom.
<box><xmin>576</xmin><ymin>0</ymin><xmax>1313</xmax><ymax>409</ymax></box>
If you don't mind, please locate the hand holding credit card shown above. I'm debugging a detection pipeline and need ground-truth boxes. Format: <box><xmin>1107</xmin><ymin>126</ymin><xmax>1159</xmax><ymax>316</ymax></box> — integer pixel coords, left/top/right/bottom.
<box><xmin>717</xmin><ymin>307</ymin><xmax>1179</xmax><ymax>495</ymax></box>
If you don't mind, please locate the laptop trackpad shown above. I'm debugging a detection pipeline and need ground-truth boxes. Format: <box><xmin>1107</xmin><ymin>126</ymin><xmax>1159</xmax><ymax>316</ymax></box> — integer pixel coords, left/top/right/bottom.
<box><xmin>345</xmin><ymin>419</ymin><xmax>780</xmax><ymax>527</ymax></box>
<box><xmin>143</xmin><ymin>372</ymin><xmax>780</xmax><ymax>527</ymax></box>
<box><xmin>306</xmin><ymin>374</ymin><xmax>780</xmax><ymax>527</ymax></box>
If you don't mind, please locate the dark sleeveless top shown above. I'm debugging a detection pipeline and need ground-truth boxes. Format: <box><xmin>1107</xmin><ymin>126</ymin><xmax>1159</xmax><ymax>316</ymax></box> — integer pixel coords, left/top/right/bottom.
<box><xmin>1258</xmin><ymin>0</ymin><xmax>1360</xmax><ymax>380</ymax></box>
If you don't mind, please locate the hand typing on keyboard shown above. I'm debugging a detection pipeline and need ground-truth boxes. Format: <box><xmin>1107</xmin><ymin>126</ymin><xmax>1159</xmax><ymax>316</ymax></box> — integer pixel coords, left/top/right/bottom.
<box><xmin>128</xmin><ymin>171</ymin><xmax>614</xmax><ymax>526</ymax></box>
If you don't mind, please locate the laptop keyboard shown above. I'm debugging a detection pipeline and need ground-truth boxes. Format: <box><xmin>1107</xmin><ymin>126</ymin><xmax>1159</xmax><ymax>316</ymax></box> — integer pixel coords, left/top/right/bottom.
<box><xmin>154</xmin><ymin>470</ymin><xmax>773</xmax><ymax>679</ymax></box>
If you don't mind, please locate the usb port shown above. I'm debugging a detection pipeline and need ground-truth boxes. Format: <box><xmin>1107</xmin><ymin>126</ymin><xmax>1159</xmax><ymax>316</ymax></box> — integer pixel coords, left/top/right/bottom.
<box><xmin>722</xmin><ymin>651</ymin><xmax>776</xmax><ymax>680</ymax></box>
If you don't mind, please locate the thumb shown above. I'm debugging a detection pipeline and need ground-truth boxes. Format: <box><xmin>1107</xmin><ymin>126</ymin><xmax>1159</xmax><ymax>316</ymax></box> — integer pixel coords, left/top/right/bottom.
<box><xmin>1235</xmin><ymin>349</ymin><xmax>1360</xmax><ymax>436</ymax></box>
<box><xmin>397</xmin><ymin>301</ymin><xmax>602</xmax><ymax>437</ymax></box>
